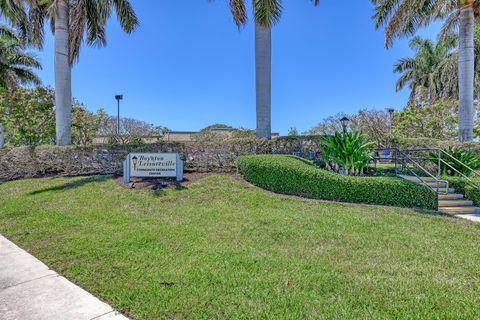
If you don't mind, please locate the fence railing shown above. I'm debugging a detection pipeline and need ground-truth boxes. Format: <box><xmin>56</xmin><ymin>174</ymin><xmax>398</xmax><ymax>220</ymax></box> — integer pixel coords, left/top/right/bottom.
<box><xmin>396</xmin><ymin>148</ymin><xmax>480</xmax><ymax>194</ymax></box>
<box><xmin>373</xmin><ymin>148</ymin><xmax>449</xmax><ymax>195</ymax></box>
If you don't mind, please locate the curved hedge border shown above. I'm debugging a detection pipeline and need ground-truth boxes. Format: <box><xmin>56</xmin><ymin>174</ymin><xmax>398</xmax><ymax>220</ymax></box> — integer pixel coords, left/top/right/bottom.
<box><xmin>237</xmin><ymin>155</ymin><xmax>437</xmax><ymax>209</ymax></box>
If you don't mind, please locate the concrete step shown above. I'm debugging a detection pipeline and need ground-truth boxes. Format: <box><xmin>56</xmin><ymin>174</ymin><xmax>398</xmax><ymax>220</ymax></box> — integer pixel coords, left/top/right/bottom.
<box><xmin>438</xmin><ymin>193</ymin><xmax>464</xmax><ymax>200</ymax></box>
<box><xmin>439</xmin><ymin>206</ymin><xmax>478</xmax><ymax>215</ymax></box>
<box><xmin>428</xmin><ymin>187</ymin><xmax>455</xmax><ymax>194</ymax></box>
<box><xmin>400</xmin><ymin>176</ymin><xmax>451</xmax><ymax>190</ymax></box>
<box><xmin>400</xmin><ymin>175</ymin><xmax>438</xmax><ymax>182</ymax></box>
<box><xmin>438</xmin><ymin>200</ymin><xmax>473</xmax><ymax>207</ymax></box>
<box><xmin>424</xmin><ymin>182</ymin><xmax>448</xmax><ymax>188</ymax></box>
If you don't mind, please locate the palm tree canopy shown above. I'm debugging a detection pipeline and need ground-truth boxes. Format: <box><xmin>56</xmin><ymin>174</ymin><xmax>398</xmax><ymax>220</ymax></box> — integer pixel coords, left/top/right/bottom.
<box><xmin>394</xmin><ymin>35</ymin><xmax>457</xmax><ymax>103</ymax></box>
<box><xmin>228</xmin><ymin>0</ymin><xmax>320</xmax><ymax>28</ymax></box>
<box><xmin>0</xmin><ymin>0</ymin><xmax>29</xmax><ymax>43</ymax></box>
<box><xmin>0</xmin><ymin>24</ymin><xmax>41</xmax><ymax>90</ymax></box>
<box><xmin>371</xmin><ymin>0</ymin><xmax>459</xmax><ymax>48</ymax></box>
<box><xmin>28</xmin><ymin>0</ymin><xmax>139</xmax><ymax>64</ymax></box>
<box><xmin>0</xmin><ymin>0</ymin><xmax>26</xmax><ymax>22</ymax></box>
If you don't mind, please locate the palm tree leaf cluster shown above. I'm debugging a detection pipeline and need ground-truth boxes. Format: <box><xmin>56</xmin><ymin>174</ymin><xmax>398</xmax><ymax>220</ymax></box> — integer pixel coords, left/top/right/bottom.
<box><xmin>0</xmin><ymin>24</ymin><xmax>41</xmax><ymax>90</ymax></box>
<box><xmin>372</xmin><ymin>0</ymin><xmax>457</xmax><ymax>49</ymax></box>
<box><xmin>26</xmin><ymin>0</ymin><xmax>138</xmax><ymax>65</ymax></box>
<box><xmin>394</xmin><ymin>35</ymin><xmax>459</xmax><ymax>103</ymax></box>
<box><xmin>227</xmin><ymin>0</ymin><xmax>320</xmax><ymax>28</ymax></box>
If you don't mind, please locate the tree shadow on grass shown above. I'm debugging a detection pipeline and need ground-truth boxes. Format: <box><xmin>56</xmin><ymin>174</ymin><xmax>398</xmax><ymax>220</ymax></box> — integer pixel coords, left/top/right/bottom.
<box><xmin>29</xmin><ymin>176</ymin><xmax>112</xmax><ymax>196</ymax></box>
<box><xmin>284</xmin><ymin>155</ymin><xmax>316</xmax><ymax>166</ymax></box>
<box><xmin>412</xmin><ymin>208</ymin><xmax>457</xmax><ymax>219</ymax></box>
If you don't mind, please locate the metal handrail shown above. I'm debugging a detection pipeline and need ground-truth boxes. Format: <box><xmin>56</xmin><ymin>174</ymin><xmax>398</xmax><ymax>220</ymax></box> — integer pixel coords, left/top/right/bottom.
<box><xmin>438</xmin><ymin>158</ymin><xmax>480</xmax><ymax>191</ymax></box>
<box><xmin>439</xmin><ymin>148</ymin><xmax>480</xmax><ymax>179</ymax></box>
<box><xmin>400</xmin><ymin>148</ymin><xmax>480</xmax><ymax>193</ymax></box>
<box><xmin>374</xmin><ymin>148</ymin><xmax>449</xmax><ymax>195</ymax></box>
<box><xmin>399</xmin><ymin>148</ymin><xmax>480</xmax><ymax>176</ymax></box>
<box><xmin>394</xmin><ymin>148</ymin><xmax>449</xmax><ymax>195</ymax></box>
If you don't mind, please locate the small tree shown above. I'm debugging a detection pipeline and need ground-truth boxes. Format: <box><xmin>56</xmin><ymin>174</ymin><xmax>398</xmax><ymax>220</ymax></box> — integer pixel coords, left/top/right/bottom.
<box><xmin>288</xmin><ymin>127</ymin><xmax>299</xmax><ymax>137</ymax></box>
<box><xmin>200</xmin><ymin>124</ymin><xmax>233</xmax><ymax>132</ymax></box>
<box><xmin>0</xmin><ymin>87</ymin><xmax>102</xmax><ymax>147</ymax></box>
<box><xmin>393</xmin><ymin>103</ymin><xmax>458</xmax><ymax>140</ymax></box>
<box><xmin>72</xmin><ymin>100</ymin><xmax>100</xmax><ymax>145</ymax></box>
<box><xmin>96</xmin><ymin>111</ymin><xmax>161</xmax><ymax>145</ymax></box>
<box><xmin>0</xmin><ymin>87</ymin><xmax>55</xmax><ymax>147</ymax></box>
<box><xmin>306</xmin><ymin>113</ymin><xmax>357</xmax><ymax>136</ymax></box>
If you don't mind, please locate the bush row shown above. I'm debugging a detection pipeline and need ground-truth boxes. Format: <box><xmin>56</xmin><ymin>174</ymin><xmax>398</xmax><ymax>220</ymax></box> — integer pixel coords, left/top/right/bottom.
<box><xmin>237</xmin><ymin>155</ymin><xmax>437</xmax><ymax>209</ymax></box>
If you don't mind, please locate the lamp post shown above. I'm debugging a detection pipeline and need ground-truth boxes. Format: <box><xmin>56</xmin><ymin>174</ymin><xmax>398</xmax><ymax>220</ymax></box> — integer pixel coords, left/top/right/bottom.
<box><xmin>131</xmin><ymin>156</ymin><xmax>138</xmax><ymax>170</ymax></box>
<box><xmin>115</xmin><ymin>94</ymin><xmax>123</xmax><ymax>135</ymax></box>
<box><xmin>340</xmin><ymin>116</ymin><xmax>350</xmax><ymax>135</ymax></box>
<box><xmin>386</xmin><ymin>108</ymin><xmax>395</xmax><ymax>147</ymax></box>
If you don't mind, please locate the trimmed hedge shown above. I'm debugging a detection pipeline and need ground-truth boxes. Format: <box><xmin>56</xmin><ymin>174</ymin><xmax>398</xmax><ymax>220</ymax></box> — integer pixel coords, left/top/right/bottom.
<box><xmin>237</xmin><ymin>155</ymin><xmax>437</xmax><ymax>209</ymax></box>
<box><xmin>441</xmin><ymin>176</ymin><xmax>480</xmax><ymax>206</ymax></box>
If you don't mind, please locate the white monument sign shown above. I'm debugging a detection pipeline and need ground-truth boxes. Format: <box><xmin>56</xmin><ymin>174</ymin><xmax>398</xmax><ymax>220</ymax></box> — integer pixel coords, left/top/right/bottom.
<box><xmin>123</xmin><ymin>153</ymin><xmax>183</xmax><ymax>183</ymax></box>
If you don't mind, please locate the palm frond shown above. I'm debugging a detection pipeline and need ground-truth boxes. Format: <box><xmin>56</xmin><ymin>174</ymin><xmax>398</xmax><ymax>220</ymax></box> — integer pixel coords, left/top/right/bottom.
<box><xmin>253</xmin><ymin>0</ymin><xmax>283</xmax><ymax>28</ymax></box>
<box><xmin>0</xmin><ymin>23</ymin><xmax>41</xmax><ymax>90</ymax></box>
<box><xmin>372</xmin><ymin>0</ymin><xmax>457</xmax><ymax>48</ymax></box>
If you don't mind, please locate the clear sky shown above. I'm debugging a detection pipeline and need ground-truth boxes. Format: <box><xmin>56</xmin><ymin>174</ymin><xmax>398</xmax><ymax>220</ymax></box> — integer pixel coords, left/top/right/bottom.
<box><xmin>33</xmin><ymin>0</ymin><xmax>441</xmax><ymax>135</ymax></box>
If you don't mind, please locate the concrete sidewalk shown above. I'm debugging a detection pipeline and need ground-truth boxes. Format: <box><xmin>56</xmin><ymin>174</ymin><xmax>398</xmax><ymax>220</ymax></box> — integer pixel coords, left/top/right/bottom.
<box><xmin>0</xmin><ymin>235</ymin><xmax>128</xmax><ymax>320</ymax></box>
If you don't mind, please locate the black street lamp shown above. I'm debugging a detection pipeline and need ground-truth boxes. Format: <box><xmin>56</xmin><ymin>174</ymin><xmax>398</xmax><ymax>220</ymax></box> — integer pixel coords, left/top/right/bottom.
<box><xmin>340</xmin><ymin>116</ymin><xmax>350</xmax><ymax>134</ymax></box>
<box><xmin>386</xmin><ymin>108</ymin><xmax>395</xmax><ymax>147</ymax></box>
<box><xmin>115</xmin><ymin>94</ymin><xmax>123</xmax><ymax>135</ymax></box>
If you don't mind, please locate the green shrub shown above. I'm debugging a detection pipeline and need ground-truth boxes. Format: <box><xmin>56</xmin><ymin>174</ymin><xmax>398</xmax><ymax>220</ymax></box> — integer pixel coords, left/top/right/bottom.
<box><xmin>430</xmin><ymin>147</ymin><xmax>480</xmax><ymax>176</ymax></box>
<box><xmin>441</xmin><ymin>176</ymin><xmax>480</xmax><ymax>206</ymax></box>
<box><xmin>237</xmin><ymin>155</ymin><xmax>437</xmax><ymax>209</ymax></box>
<box><xmin>321</xmin><ymin>131</ymin><xmax>374</xmax><ymax>175</ymax></box>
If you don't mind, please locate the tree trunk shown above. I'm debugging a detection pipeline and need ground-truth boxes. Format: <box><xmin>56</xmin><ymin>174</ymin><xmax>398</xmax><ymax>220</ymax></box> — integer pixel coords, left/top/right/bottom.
<box><xmin>255</xmin><ymin>23</ymin><xmax>272</xmax><ymax>139</ymax></box>
<box><xmin>0</xmin><ymin>123</ymin><xmax>4</xmax><ymax>149</ymax></box>
<box><xmin>458</xmin><ymin>4</ymin><xmax>475</xmax><ymax>141</ymax></box>
<box><xmin>54</xmin><ymin>0</ymin><xmax>72</xmax><ymax>145</ymax></box>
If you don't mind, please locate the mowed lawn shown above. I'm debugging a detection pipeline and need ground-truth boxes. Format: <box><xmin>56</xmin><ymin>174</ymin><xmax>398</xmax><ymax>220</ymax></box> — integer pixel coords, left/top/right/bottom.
<box><xmin>1</xmin><ymin>175</ymin><xmax>480</xmax><ymax>319</ymax></box>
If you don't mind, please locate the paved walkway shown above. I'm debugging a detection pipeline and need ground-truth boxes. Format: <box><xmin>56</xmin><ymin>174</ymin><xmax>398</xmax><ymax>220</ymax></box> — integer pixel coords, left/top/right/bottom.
<box><xmin>0</xmin><ymin>235</ymin><xmax>128</xmax><ymax>320</ymax></box>
<box><xmin>456</xmin><ymin>213</ymin><xmax>480</xmax><ymax>223</ymax></box>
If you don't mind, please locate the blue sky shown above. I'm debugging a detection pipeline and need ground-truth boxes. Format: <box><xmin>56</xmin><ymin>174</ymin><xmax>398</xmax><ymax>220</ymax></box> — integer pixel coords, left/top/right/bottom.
<box><xmin>34</xmin><ymin>1</ymin><xmax>441</xmax><ymax>135</ymax></box>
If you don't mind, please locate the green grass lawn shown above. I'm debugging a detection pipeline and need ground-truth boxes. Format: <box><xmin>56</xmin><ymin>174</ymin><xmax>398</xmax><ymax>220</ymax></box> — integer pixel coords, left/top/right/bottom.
<box><xmin>1</xmin><ymin>175</ymin><xmax>480</xmax><ymax>319</ymax></box>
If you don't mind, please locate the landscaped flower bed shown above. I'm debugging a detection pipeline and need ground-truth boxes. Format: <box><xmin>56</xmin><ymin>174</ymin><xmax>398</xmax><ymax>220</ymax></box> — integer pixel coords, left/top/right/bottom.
<box><xmin>237</xmin><ymin>154</ymin><xmax>437</xmax><ymax>209</ymax></box>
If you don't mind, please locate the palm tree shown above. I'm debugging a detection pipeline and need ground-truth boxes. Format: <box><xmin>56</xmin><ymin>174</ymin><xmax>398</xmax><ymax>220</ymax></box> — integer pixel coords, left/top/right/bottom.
<box><xmin>27</xmin><ymin>0</ymin><xmax>139</xmax><ymax>145</ymax></box>
<box><xmin>227</xmin><ymin>0</ymin><xmax>320</xmax><ymax>139</ymax></box>
<box><xmin>372</xmin><ymin>0</ymin><xmax>477</xmax><ymax>141</ymax></box>
<box><xmin>394</xmin><ymin>36</ymin><xmax>457</xmax><ymax>104</ymax></box>
<box><xmin>0</xmin><ymin>25</ymin><xmax>41</xmax><ymax>148</ymax></box>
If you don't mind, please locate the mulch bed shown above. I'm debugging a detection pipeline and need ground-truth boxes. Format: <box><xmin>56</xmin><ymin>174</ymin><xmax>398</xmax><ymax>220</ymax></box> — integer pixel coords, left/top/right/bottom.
<box><xmin>114</xmin><ymin>170</ymin><xmax>216</xmax><ymax>190</ymax></box>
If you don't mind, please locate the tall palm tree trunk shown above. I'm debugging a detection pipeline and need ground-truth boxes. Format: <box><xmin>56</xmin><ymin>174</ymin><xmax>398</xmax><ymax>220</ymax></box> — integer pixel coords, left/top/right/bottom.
<box><xmin>458</xmin><ymin>4</ymin><xmax>475</xmax><ymax>141</ymax></box>
<box><xmin>54</xmin><ymin>0</ymin><xmax>72</xmax><ymax>145</ymax></box>
<box><xmin>255</xmin><ymin>23</ymin><xmax>272</xmax><ymax>139</ymax></box>
<box><xmin>0</xmin><ymin>123</ymin><xmax>4</xmax><ymax>149</ymax></box>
